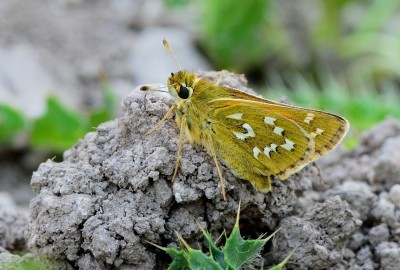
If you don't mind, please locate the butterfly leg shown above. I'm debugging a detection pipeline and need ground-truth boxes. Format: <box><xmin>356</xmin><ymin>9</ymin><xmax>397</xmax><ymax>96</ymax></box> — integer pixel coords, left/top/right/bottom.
<box><xmin>206</xmin><ymin>134</ymin><xmax>227</xmax><ymax>201</ymax></box>
<box><xmin>171</xmin><ymin>117</ymin><xmax>187</xmax><ymax>182</ymax></box>
<box><xmin>145</xmin><ymin>105</ymin><xmax>177</xmax><ymax>136</ymax></box>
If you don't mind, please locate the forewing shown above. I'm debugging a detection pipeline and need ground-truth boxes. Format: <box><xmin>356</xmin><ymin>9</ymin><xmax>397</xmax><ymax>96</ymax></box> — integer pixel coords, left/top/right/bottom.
<box><xmin>208</xmin><ymin>102</ymin><xmax>315</xmax><ymax>180</ymax></box>
<box><xmin>209</xmin><ymin>97</ymin><xmax>349</xmax><ymax>161</ymax></box>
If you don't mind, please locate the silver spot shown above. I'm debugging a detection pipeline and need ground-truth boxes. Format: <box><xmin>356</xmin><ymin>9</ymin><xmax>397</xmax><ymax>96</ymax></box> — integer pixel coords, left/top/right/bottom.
<box><xmin>311</xmin><ymin>128</ymin><xmax>324</xmax><ymax>138</ymax></box>
<box><xmin>273</xmin><ymin>126</ymin><xmax>284</xmax><ymax>136</ymax></box>
<box><xmin>264</xmin><ymin>117</ymin><xmax>276</xmax><ymax>125</ymax></box>
<box><xmin>263</xmin><ymin>143</ymin><xmax>278</xmax><ymax>158</ymax></box>
<box><xmin>242</xmin><ymin>123</ymin><xmax>254</xmax><ymax>137</ymax></box>
<box><xmin>253</xmin><ymin>147</ymin><xmax>261</xmax><ymax>158</ymax></box>
<box><xmin>304</xmin><ymin>113</ymin><xmax>315</xmax><ymax>124</ymax></box>
<box><xmin>281</xmin><ymin>138</ymin><xmax>295</xmax><ymax>151</ymax></box>
<box><xmin>226</xmin><ymin>113</ymin><xmax>243</xmax><ymax>120</ymax></box>
<box><xmin>316</xmin><ymin>128</ymin><xmax>324</xmax><ymax>135</ymax></box>
<box><xmin>233</xmin><ymin>132</ymin><xmax>246</xmax><ymax>140</ymax></box>
<box><xmin>232</xmin><ymin>123</ymin><xmax>255</xmax><ymax>140</ymax></box>
<box><xmin>270</xmin><ymin>144</ymin><xmax>278</xmax><ymax>152</ymax></box>
<box><xmin>263</xmin><ymin>146</ymin><xmax>271</xmax><ymax>158</ymax></box>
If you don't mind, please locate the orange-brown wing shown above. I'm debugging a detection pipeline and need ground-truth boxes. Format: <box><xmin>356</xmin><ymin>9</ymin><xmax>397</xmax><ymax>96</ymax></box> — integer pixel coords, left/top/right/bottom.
<box><xmin>206</xmin><ymin>101</ymin><xmax>315</xmax><ymax>182</ymax></box>
<box><xmin>208</xmin><ymin>97</ymin><xmax>349</xmax><ymax>161</ymax></box>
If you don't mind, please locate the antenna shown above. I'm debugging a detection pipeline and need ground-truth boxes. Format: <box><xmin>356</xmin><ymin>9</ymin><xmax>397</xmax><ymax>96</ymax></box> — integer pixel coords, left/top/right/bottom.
<box><xmin>163</xmin><ymin>39</ymin><xmax>182</xmax><ymax>70</ymax></box>
<box><xmin>139</xmin><ymin>85</ymin><xmax>168</xmax><ymax>111</ymax></box>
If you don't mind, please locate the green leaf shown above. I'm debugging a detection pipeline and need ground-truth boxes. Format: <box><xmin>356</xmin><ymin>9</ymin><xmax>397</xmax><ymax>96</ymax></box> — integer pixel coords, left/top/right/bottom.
<box><xmin>30</xmin><ymin>97</ymin><xmax>87</xmax><ymax>151</ymax></box>
<box><xmin>222</xmin><ymin>203</ymin><xmax>268</xmax><ymax>268</ymax></box>
<box><xmin>163</xmin><ymin>247</ymin><xmax>190</xmax><ymax>270</ymax></box>
<box><xmin>198</xmin><ymin>221</ymin><xmax>225</xmax><ymax>268</ymax></box>
<box><xmin>200</xmin><ymin>0</ymin><xmax>282</xmax><ymax>72</ymax></box>
<box><xmin>0</xmin><ymin>104</ymin><xmax>25</xmax><ymax>143</ymax></box>
<box><xmin>154</xmin><ymin>203</ymin><xmax>289</xmax><ymax>270</ymax></box>
<box><xmin>174</xmin><ymin>232</ymin><xmax>223</xmax><ymax>270</ymax></box>
<box><xmin>145</xmin><ymin>241</ymin><xmax>190</xmax><ymax>270</ymax></box>
<box><xmin>88</xmin><ymin>109</ymin><xmax>111</xmax><ymax>129</ymax></box>
<box><xmin>223</xmin><ymin>224</ymin><xmax>267</xmax><ymax>268</ymax></box>
<box><xmin>185</xmin><ymin>248</ymin><xmax>223</xmax><ymax>270</ymax></box>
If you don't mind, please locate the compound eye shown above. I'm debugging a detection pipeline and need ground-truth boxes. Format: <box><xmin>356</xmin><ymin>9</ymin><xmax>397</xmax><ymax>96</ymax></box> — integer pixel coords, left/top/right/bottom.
<box><xmin>178</xmin><ymin>84</ymin><xmax>190</xmax><ymax>99</ymax></box>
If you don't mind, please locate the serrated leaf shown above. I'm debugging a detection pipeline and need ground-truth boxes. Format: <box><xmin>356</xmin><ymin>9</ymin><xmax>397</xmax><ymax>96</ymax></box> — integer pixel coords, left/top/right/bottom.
<box><xmin>0</xmin><ymin>104</ymin><xmax>25</xmax><ymax>143</ymax></box>
<box><xmin>30</xmin><ymin>97</ymin><xmax>87</xmax><ymax>151</ymax></box>
<box><xmin>205</xmin><ymin>233</ymin><xmax>225</xmax><ymax>268</ymax></box>
<box><xmin>198</xmin><ymin>220</ymin><xmax>225</xmax><ymax>268</ymax></box>
<box><xmin>163</xmin><ymin>247</ymin><xmax>190</xmax><ymax>270</ymax></box>
<box><xmin>223</xmin><ymin>203</ymin><xmax>268</xmax><ymax>268</ymax></box>
<box><xmin>174</xmin><ymin>231</ymin><xmax>223</xmax><ymax>270</ymax></box>
<box><xmin>185</xmin><ymin>248</ymin><xmax>223</xmax><ymax>270</ymax></box>
<box><xmin>156</xmin><ymin>202</ymin><xmax>289</xmax><ymax>270</ymax></box>
<box><xmin>145</xmin><ymin>241</ymin><xmax>190</xmax><ymax>270</ymax></box>
<box><xmin>223</xmin><ymin>224</ymin><xmax>267</xmax><ymax>268</ymax></box>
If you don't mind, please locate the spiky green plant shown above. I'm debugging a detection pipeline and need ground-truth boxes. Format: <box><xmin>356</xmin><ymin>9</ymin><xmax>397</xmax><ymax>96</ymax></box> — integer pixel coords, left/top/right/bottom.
<box><xmin>151</xmin><ymin>203</ymin><xmax>293</xmax><ymax>269</ymax></box>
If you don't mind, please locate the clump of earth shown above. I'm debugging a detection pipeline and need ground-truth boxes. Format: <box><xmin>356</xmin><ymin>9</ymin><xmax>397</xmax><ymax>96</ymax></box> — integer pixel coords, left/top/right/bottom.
<box><xmin>1</xmin><ymin>1</ymin><xmax>400</xmax><ymax>269</ymax></box>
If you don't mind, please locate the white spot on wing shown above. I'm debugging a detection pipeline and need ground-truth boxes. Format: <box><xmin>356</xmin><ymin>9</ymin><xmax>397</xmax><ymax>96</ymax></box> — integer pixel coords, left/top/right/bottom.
<box><xmin>273</xmin><ymin>126</ymin><xmax>284</xmax><ymax>136</ymax></box>
<box><xmin>270</xmin><ymin>144</ymin><xmax>278</xmax><ymax>152</ymax></box>
<box><xmin>233</xmin><ymin>132</ymin><xmax>246</xmax><ymax>140</ymax></box>
<box><xmin>232</xmin><ymin>123</ymin><xmax>255</xmax><ymax>140</ymax></box>
<box><xmin>304</xmin><ymin>113</ymin><xmax>315</xmax><ymax>124</ymax></box>
<box><xmin>263</xmin><ymin>146</ymin><xmax>271</xmax><ymax>158</ymax></box>
<box><xmin>281</xmin><ymin>138</ymin><xmax>295</xmax><ymax>151</ymax></box>
<box><xmin>311</xmin><ymin>127</ymin><xmax>324</xmax><ymax>138</ymax></box>
<box><xmin>226</xmin><ymin>113</ymin><xmax>243</xmax><ymax>120</ymax></box>
<box><xmin>264</xmin><ymin>117</ymin><xmax>276</xmax><ymax>125</ymax></box>
<box><xmin>316</xmin><ymin>128</ymin><xmax>324</xmax><ymax>135</ymax></box>
<box><xmin>263</xmin><ymin>143</ymin><xmax>278</xmax><ymax>158</ymax></box>
<box><xmin>253</xmin><ymin>147</ymin><xmax>261</xmax><ymax>158</ymax></box>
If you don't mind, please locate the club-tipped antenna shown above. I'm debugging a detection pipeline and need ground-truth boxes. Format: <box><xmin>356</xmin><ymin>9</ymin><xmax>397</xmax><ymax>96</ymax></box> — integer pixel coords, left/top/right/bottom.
<box><xmin>163</xmin><ymin>39</ymin><xmax>182</xmax><ymax>71</ymax></box>
<box><xmin>140</xmin><ymin>85</ymin><xmax>168</xmax><ymax>111</ymax></box>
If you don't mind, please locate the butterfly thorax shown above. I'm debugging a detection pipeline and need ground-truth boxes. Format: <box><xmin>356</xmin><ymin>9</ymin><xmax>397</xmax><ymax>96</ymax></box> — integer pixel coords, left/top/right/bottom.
<box><xmin>167</xmin><ymin>71</ymin><xmax>224</xmax><ymax>147</ymax></box>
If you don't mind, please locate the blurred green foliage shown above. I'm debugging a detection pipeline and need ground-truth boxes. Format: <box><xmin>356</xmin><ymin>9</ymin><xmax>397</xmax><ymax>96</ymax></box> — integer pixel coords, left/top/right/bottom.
<box><xmin>200</xmin><ymin>0</ymin><xmax>284</xmax><ymax>72</ymax></box>
<box><xmin>0</xmin><ymin>104</ymin><xmax>26</xmax><ymax>143</ymax></box>
<box><xmin>164</xmin><ymin>0</ymin><xmax>190</xmax><ymax>7</ymax></box>
<box><xmin>165</xmin><ymin>0</ymin><xmax>284</xmax><ymax>72</ymax></box>
<box><xmin>315</xmin><ymin>0</ymin><xmax>400</xmax><ymax>85</ymax></box>
<box><xmin>0</xmin><ymin>82</ymin><xmax>117</xmax><ymax>152</ymax></box>
<box><xmin>30</xmin><ymin>97</ymin><xmax>88</xmax><ymax>151</ymax></box>
<box><xmin>189</xmin><ymin>0</ymin><xmax>400</xmax><ymax>84</ymax></box>
<box><xmin>163</xmin><ymin>0</ymin><xmax>400</xmax><ymax>134</ymax></box>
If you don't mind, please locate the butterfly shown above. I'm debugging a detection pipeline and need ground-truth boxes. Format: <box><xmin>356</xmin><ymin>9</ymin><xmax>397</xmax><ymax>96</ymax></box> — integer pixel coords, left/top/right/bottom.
<box><xmin>143</xmin><ymin>40</ymin><xmax>349</xmax><ymax>200</ymax></box>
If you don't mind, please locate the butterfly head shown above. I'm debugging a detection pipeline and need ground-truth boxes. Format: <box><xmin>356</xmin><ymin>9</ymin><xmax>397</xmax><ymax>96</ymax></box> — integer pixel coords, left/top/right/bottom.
<box><xmin>167</xmin><ymin>71</ymin><xmax>197</xmax><ymax>101</ymax></box>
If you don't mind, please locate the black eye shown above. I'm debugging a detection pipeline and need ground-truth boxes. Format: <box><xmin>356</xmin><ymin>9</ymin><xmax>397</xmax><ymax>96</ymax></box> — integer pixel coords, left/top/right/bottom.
<box><xmin>178</xmin><ymin>85</ymin><xmax>190</xmax><ymax>99</ymax></box>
